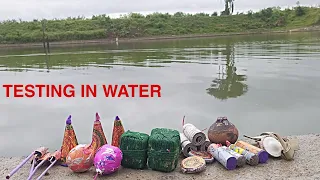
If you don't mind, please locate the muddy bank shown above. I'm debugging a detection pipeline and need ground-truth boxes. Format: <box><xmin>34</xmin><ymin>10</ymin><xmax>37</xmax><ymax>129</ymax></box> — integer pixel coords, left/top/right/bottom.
<box><xmin>0</xmin><ymin>26</ymin><xmax>319</xmax><ymax>49</ymax></box>
<box><xmin>1</xmin><ymin>134</ymin><xmax>320</xmax><ymax>180</ymax></box>
<box><xmin>0</xmin><ymin>31</ymin><xmax>270</xmax><ymax>49</ymax></box>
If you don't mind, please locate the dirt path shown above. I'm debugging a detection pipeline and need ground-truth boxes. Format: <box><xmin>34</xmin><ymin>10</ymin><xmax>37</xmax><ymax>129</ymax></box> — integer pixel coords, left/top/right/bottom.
<box><xmin>290</xmin><ymin>25</ymin><xmax>320</xmax><ymax>32</ymax></box>
<box><xmin>1</xmin><ymin>134</ymin><xmax>320</xmax><ymax>180</ymax></box>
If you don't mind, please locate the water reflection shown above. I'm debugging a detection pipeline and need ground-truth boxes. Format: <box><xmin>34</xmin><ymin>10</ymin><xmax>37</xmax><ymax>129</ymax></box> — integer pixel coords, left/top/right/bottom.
<box><xmin>0</xmin><ymin>32</ymin><xmax>319</xmax><ymax>72</ymax></box>
<box><xmin>0</xmin><ymin>47</ymin><xmax>220</xmax><ymax>72</ymax></box>
<box><xmin>45</xmin><ymin>52</ymin><xmax>50</xmax><ymax>73</ymax></box>
<box><xmin>206</xmin><ymin>42</ymin><xmax>248</xmax><ymax>100</ymax></box>
<box><xmin>0</xmin><ymin>50</ymin><xmax>169</xmax><ymax>72</ymax></box>
<box><xmin>1</xmin><ymin>32</ymin><xmax>320</xmax><ymax>157</ymax></box>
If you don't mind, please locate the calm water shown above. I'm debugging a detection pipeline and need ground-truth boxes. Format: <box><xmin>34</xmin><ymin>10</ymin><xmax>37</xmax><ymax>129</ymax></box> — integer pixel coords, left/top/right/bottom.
<box><xmin>0</xmin><ymin>32</ymin><xmax>320</xmax><ymax>156</ymax></box>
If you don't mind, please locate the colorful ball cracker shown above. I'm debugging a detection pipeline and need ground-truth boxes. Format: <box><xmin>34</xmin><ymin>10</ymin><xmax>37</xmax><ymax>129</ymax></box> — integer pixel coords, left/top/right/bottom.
<box><xmin>94</xmin><ymin>144</ymin><xmax>123</xmax><ymax>176</ymax></box>
<box><xmin>66</xmin><ymin>144</ymin><xmax>94</xmax><ymax>173</ymax></box>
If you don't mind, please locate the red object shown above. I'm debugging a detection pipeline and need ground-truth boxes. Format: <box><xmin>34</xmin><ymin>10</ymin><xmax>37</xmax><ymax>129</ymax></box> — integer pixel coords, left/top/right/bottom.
<box><xmin>208</xmin><ymin>117</ymin><xmax>239</xmax><ymax>145</ymax></box>
<box><xmin>111</xmin><ymin>116</ymin><xmax>125</xmax><ymax>147</ymax></box>
<box><xmin>89</xmin><ymin>113</ymin><xmax>107</xmax><ymax>153</ymax></box>
<box><xmin>60</xmin><ymin>115</ymin><xmax>78</xmax><ymax>166</ymax></box>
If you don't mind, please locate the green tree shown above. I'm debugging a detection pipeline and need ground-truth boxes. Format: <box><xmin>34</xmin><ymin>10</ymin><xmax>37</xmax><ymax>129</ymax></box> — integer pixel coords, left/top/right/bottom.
<box><xmin>211</xmin><ymin>12</ymin><xmax>218</xmax><ymax>16</ymax></box>
<box><xmin>295</xmin><ymin>1</ymin><xmax>305</xmax><ymax>16</ymax></box>
<box><xmin>222</xmin><ymin>0</ymin><xmax>235</xmax><ymax>15</ymax></box>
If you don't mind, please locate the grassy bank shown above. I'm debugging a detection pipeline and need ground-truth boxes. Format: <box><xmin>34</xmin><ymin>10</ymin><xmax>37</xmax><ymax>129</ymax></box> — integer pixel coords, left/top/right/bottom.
<box><xmin>0</xmin><ymin>6</ymin><xmax>319</xmax><ymax>45</ymax></box>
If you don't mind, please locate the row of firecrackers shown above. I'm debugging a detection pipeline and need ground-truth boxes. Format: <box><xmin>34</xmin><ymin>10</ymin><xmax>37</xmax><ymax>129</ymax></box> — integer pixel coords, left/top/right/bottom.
<box><xmin>179</xmin><ymin>116</ymin><xmax>299</xmax><ymax>174</ymax></box>
<box><xmin>6</xmin><ymin>113</ymin><xmax>124</xmax><ymax>180</ymax></box>
<box><xmin>6</xmin><ymin>115</ymin><xmax>299</xmax><ymax>179</ymax></box>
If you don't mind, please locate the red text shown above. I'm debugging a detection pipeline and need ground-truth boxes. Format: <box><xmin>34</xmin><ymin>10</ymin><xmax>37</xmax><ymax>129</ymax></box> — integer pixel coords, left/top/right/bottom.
<box><xmin>102</xmin><ymin>84</ymin><xmax>161</xmax><ymax>98</ymax></box>
<box><xmin>2</xmin><ymin>84</ymin><xmax>75</xmax><ymax>98</ymax></box>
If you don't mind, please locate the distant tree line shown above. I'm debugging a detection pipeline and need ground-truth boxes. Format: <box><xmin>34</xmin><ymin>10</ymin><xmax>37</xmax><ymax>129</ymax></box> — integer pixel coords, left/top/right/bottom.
<box><xmin>0</xmin><ymin>5</ymin><xmax>318</xmax><ymax>44</ymax></box>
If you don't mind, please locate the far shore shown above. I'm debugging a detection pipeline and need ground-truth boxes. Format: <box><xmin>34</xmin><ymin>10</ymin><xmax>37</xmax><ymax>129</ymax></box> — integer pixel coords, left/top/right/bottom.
<box><xmin>1</xmin><ymin>134</ymin><xmax>320</xmax><ymax>180</ymax></box>
<box><xmin>0</xmin><ymin>26</ymin><xmax>319</xmax><ymax>49</ymax></box>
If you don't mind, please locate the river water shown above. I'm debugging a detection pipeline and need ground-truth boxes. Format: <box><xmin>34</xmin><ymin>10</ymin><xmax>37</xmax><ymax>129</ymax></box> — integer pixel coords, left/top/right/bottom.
<box><xmin>0</xmin><ymin>32</ymin><xmax>319</xmax><ymax>156</ymax></box>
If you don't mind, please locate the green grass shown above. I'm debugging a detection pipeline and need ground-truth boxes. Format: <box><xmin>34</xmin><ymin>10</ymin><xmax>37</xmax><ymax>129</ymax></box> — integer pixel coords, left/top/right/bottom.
<box><xmin>287</xmin><ymin>7</ymin><xmax>320</xmax><ymax>27</ymax></box>
<box><xmin>0</xmin><ymin>6</ymin><xmax>319</xmax><ymax>44</ymax></box>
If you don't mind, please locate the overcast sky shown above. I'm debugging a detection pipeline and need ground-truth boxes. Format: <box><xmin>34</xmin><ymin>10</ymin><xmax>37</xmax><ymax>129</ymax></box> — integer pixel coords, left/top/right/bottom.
<box><xmin>0</xmin><ymin>0</ymin><xmax>318</xmax><ymax>21</ymax></box>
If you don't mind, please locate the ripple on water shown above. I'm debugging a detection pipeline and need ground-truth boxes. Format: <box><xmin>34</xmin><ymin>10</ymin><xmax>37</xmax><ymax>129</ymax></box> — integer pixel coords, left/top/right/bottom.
<box><xmin>1</xmin><ymin>32</ymin><xmax>320</xmax><ymax>156</ymax></box>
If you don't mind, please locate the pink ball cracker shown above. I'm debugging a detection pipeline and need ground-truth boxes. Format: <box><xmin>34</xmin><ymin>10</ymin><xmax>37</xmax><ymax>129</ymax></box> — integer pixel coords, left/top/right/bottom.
<box><xmin>94</xmin><ymin>144</ymin><xmax>123</xmax><ymax>175</ymax></box>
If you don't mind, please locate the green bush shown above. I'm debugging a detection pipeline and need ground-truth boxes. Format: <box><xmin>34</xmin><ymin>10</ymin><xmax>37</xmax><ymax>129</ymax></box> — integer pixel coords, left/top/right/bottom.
<box><xmin>295</xmin><ymin>6</ymin><xmax>305</xmax><ymax>16</ymax></box>
<box><xmin>0</xmin><ymin>7</ymin><xmax>319</xmax><ymax>44</ymax></box>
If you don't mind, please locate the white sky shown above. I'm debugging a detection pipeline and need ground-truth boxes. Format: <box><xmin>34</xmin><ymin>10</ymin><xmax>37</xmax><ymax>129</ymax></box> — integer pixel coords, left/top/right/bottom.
<box><xmin>0</xmin><ymin>0</ymin><xmax>319</xmax><ymax>21</ymax></box>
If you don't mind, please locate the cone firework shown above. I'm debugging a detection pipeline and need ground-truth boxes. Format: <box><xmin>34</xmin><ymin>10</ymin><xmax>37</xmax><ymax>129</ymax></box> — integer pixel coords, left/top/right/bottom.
<box><xmin>60</xmin><ymin>115</ymin><xmax>78</xmax><ymax>166</ymax></box>
<box><xmin>89</xmin><ymin>113</ymin><xmax>107</xmax><ymax>153</ymax></box>
<box><xmin>111</xmin><ymin>116</ymin><xmax>125</xmax><ymax>147</ymax></box>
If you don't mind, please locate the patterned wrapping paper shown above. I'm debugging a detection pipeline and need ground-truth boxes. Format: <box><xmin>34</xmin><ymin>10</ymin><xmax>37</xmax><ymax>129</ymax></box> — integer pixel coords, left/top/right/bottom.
<box><xmin>60</xmin><ymin>115</ymin><xmax>78</xmax><ymax>166</ymax></box>
<box><xmin>89</xmin><ymin>113</ymin><xmax>108</xmax><ymax>153</ymax></box>
<box><xmin>94</xmin><ymin>144</ymin><xmax>123</xmax><ymax>175</ymax></box>
<box><xmin>65</xmin><ymin>113</ymin><xmax>107</xmax><ymax>173</ymax></box>
<box><xmin>111</xmin><ymin>116</ymin><xmax>125</xmax><ymax>147</ymax></box>
<box><xmin>39</xmin><ymin>152</ymin><xmax>51</xmax><ymax>161</ymax></box>
<box><xmin>207</xmin><ymin>144</ymin><xmax>237</xmax><ymax>170</ymax></box>
<box><xmin>228</xmin><ymin>144</ymin><xmax>259</xmax><ymax>166</ymax></box>
<box><xmin>66</xmin><ymin>144</ymin><xmax>95</xmax><ymax>173</ymax></box>
<box><xmin>34</xmin><ymin>147</ymin><xmax>49</xmax><ymax>160</ymax></box>
<box><xmin>235</xmin><ymin>141</ymin><xmax>269</xmax><ymax>163</ymax></box>
<box><xmin>221</xmin><ymin>146</ymin><xmax>246</xmax><ymax>167</ymax></box>
<box><xmin>50</xmin><ymin>150</ymin><xmax>62</xmax><ymax>163</ymax></box>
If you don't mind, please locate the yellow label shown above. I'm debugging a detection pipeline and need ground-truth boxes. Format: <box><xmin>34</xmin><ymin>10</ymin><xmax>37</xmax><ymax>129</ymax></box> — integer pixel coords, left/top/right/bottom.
<box><xmin>229</xmin><ymin>144</ymin><xmax>245</xmax><ymax>155</ymax></box>
<box><xmin>235</xmin><ymin>141</ymin><xmax>262</xmax><ymax>154</ymax></box>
